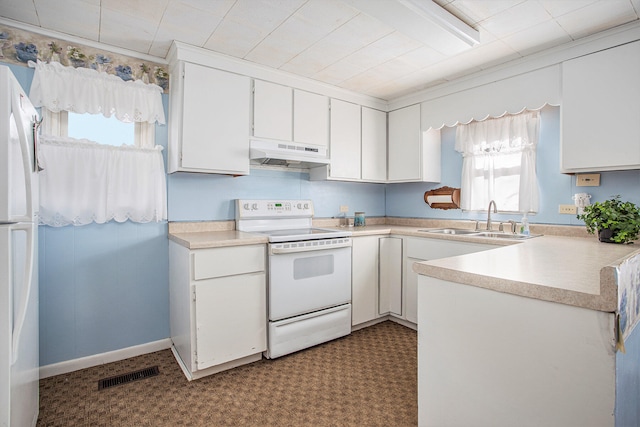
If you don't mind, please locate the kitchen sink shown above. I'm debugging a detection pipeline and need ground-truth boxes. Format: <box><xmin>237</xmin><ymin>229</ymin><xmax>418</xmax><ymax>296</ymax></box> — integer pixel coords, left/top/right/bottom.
<box><xmin>418</xmin><ymin>228</ymin><xmax>482</xmax><ymax>235</ymax></box>
<box><xmin>419</xmin><ymin>228</ymin><xmax>541</xmax><ymax>240</ymax></box>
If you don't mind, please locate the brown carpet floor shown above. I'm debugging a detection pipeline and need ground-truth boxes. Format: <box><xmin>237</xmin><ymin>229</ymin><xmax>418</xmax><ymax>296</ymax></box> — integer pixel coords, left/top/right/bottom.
<box><xmin>37</xmin><ymin>321</ymin><xmax>417</xmax><ymax>426</ymax></box>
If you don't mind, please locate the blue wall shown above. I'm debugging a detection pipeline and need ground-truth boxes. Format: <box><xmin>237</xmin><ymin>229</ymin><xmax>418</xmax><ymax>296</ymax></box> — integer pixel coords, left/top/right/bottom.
<box><xmin>386</xmin><ymin>105</ymin><xmax>640</xmax><ymax>224</ymax></box>
<box><xmin>616</xmin><ymin>323</ymin><xmax>640</xmax><ymax>426</ymax></box>
<box><xmin>168</xmin><ymin>170</ymin><xmax>385</xmax><ymax>220</ymax></box>
<box><xmin>38</xmin><ymin>222</ymin><xmax>168</xmax><ymax>365</ymax></box>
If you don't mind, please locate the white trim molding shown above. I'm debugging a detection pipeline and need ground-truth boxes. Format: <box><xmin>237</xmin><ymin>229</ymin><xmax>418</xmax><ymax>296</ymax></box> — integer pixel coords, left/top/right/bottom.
<box><xmin>39</xmin><ymin>338</ymin><xmax>172</xmax><ymax>379</ymax></box>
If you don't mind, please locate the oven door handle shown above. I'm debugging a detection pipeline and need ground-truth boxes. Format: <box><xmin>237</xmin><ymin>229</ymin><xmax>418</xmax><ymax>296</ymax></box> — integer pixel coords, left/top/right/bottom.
<box><xmin>270</xmin><ymin>240</ymin><xmax>351</xmax><ymax>255</ymax></box>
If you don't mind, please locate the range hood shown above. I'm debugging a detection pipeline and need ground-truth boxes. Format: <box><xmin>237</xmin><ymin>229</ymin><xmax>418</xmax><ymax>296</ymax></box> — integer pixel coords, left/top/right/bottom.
<box><xmin>250</xmin><ymin>139</ymin><xmax>330</xmax><ymax>168</ymax></box>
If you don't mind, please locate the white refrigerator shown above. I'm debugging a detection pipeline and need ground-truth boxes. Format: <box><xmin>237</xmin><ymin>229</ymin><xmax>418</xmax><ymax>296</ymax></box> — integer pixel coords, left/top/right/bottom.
<box><xmin>0</xmin><ymin>65</ymin><xmax>40</xmax><ymax>427</ymax></box>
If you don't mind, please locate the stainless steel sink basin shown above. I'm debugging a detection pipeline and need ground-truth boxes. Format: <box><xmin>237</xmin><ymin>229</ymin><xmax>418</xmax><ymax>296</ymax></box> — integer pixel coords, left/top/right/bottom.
<box><xmin>418</xmin><ymin>228</ymin><xmax>481</xmax><ymax>235</ymax></box>
<box><xmin>419</xmin><ymin>228</ymin><xmax>541</xmax><ymax>240</ymax></box>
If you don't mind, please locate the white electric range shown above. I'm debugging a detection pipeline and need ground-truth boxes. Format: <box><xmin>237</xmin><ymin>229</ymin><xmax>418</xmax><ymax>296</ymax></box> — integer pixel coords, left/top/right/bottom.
<box><xmin>236</xmin><ymin>199</ymin><xmax>352</xmax><ymax>358</ymax></box>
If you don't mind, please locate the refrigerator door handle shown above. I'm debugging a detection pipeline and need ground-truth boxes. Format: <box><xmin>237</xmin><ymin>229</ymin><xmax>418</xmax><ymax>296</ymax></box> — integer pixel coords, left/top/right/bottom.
<box><xmin>10</xmin><ymin>223</ymin><xmax>34</xmax><ymax>365</ymax></box>
<box><xmin>33</xmin><ymin>116</ymin><xmax>43</xmax><ymax>172</ymax></box>
<box><xmin>11</xmin><ymin>92</ymin><xmax>36</xmax><ymax>221</ymax></box>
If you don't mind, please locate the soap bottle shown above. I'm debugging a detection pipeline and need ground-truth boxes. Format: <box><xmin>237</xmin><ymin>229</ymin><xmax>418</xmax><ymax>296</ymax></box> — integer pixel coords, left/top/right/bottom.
<box><xmin>520</xmin><ymin>214</ymin><xmax>530</xmax><ymax>236</ymax></box>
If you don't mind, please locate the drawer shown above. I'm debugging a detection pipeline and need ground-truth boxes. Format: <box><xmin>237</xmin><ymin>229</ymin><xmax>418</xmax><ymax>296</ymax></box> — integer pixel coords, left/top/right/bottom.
<box><xmin>193</xmin><ymin>244</ymin><xmax>265</xmax><ymax>280</ymax></box>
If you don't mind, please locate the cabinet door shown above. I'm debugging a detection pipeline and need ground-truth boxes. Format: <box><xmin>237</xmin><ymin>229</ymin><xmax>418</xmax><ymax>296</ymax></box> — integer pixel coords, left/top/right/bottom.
<box><xmin>362</xmin><ymin>107</ymin><xmax>387</xmax><ymax>182</ymax></box>
<box><xmin>179</xmin><ymin>62</ymin><xmax>251</xmax><ymax>174</ymax></box>
<box><xmin>194</xmin><ymin>272</ymin><xmax>266</xmax><ymax>370</ymax></box>
<box><xmin>253</xmin><ymin>80</ymin><xmax>292</xmax><ymax>141</ymax></box>
<box><xmin>294</xmin><ymin>90</ymin><xmax>329</xmax><ymax>147</ymax></box>
<box><xmin>404</xmin><ymin>237</ymin><xmax>495</xmax><ymax>324</ymax></box>
<box><xmin>351</xmin><ymin>236</ymin><xmax>379</xmax><ymax>326</ymax></box>
<box><xmin>388</xmin><ymin>104</ymin><xmax>421</xmax><ymax>181</ymax></box>
<box><xmin>405</xmin><ymin>257</ymin><xmax>421</xmax><ymax>324</ymax></box>
<box><xmin>379</xmin><ymin>236</ymin><xmax>402</xmax><ymax>316</ymax></box>
<box><xmin>561</xmin><ymin>41</ymin><xmax>640</xmax><ymax>172</ymax></box>
<box><xmin>329</xmin><ymin>99</ymin><xmax>361</xmax><ymax>179</ymax></box>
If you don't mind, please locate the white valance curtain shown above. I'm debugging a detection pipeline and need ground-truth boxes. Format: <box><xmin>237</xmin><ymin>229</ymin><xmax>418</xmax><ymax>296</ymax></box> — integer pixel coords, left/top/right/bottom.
<box><xmin>29</xmin><ymin>60</ymin><xmax>166</xmax><ymax>124</ymax></box>
<box><xmin>38</xmin><ymin>136</ymin><xmax>167</xmax><ymax>226</ymax></box>
<box><xmin>30</xmin><ymin>60</ymin><xmax>168</xmax><ymax>226</ymax></box>
<box><xmin>455</xmin><ymin>111</ymin><xmax>540</xmax><ymax>213</ymax></box>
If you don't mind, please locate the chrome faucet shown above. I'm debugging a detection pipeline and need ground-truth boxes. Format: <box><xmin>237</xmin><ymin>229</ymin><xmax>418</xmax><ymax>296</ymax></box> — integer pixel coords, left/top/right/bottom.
<box><xmin>486</xmin><ymin>200</ymin><xmax>497</xmax><ymax>230</ymax></box>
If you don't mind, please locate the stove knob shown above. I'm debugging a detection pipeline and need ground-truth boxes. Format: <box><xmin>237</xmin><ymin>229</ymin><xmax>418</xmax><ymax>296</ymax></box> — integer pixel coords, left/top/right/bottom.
<box><xmin>243</xmin><ymin>203</ymin><xmax>250</xmax><ymax>210</ymax></box>
<box><xmin>296</xmin><ymin>203</ymin><xmax>302</xmax><ymax>209</ymax></box>
<box><xmin>304</xmin><ymin>203</ymin><xmax>309</xmax><ymax>209</ymax></box>
<box><xmin>252</xmin><ymin>203</ymin><xmax>258</xmax><ymax>210</ymax></box>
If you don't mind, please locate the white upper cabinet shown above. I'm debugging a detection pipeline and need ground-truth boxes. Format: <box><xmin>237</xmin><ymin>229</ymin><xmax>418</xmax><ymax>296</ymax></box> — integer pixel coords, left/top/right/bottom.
<box><xmin>361</xmin><ymin>107</ymin><xmax>387</xmax><ymax>182</ymax></box>
<box><xmin>294</xmin><ymin>90</ymin><xmax>329</xmax><ymax>147</ymax></box>
<box><xmin>253</xmin><ymin>81</ymin><xmax>329</xmax><ymax>148</ymax></box>
<box><xmin>253</xmin><ymin>80</ymin><xmax>292</xmax><ymax>141</ymax></box>
<box><xmin>388</xmin><ymin>104</ymin><xmax>441</xmax><ymax>182</ymax></box>
<box><xmin>310</xmin><ymin>102</ymin><xmax>387</xmax><ymax>182</ymax></box>
<box><xmin>328</xmin><ymin>99</ymin><xmax>362</xmax><ymax>180</ymax></box>
<box><xmin>168</xmin><ymin>61</ymin><xmax>251</xmax><ymax>175</ymax></box>
<box><xmin>561</xmin><ymin>41</ymin><xmax>640</xmax><ymax>172</ymax></box>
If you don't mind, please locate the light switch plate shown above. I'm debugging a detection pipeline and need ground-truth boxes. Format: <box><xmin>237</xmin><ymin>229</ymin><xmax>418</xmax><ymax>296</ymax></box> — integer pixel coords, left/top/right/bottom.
<box><xmin>339</xmin><ymin>205</ymin><xmax>349</xmax><ymax>213</ymax></box>
<box><xmin>559</xmin><ymin>205</ymin><xmax>577</xmax><ymax>214</ymax></box>
<box><xmin>576</xmin><ymin>173</ymin><xmax>600</xmax><ymax>186</ymax></box>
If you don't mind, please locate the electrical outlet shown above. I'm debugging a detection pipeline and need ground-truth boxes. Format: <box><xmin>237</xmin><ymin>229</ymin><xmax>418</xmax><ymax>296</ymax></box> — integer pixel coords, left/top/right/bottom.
<box><xmin>339</xmin><ymin>205</ymin><xmax>349</xmax><ymax>213</ymax></box>
<box><xmin>576</xmin><ymin>173</ymin><xmax>600</xmax><ymax>186</ymax></box>
<box><xmin>559</xmin><ymin>204</ymin><xmax>577</xmax><ymax>214</ymax></box>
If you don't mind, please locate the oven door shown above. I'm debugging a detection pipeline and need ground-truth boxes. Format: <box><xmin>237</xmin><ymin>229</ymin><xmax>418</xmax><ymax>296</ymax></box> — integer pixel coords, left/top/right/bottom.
<box><xmin>268</xmin><ymin>239</ymin><xmax>351</xmax><ymax>321</ymax></box>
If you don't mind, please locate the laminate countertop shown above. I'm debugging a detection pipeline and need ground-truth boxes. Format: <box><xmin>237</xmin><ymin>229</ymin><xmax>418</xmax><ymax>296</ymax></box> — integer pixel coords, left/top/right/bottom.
<box><xmin>168</xmin><ymin>221</ymin><xmax>640</xmax><ymax>312</ymax></box>
<box><xmin>169</xmin><ymin>229</ymin><xmax>268</xmax><ymax>249</ymax></box>
<box><xmin>411</xmin><ymin>234</ymin><xmax>640</xmax><ymax>313</ymax></box>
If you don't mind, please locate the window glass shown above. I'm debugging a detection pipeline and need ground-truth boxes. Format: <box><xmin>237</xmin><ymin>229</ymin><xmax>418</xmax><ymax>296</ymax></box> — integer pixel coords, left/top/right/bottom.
<box><xmin>456</xmin><ymin>111</ymin><xmax>540</xmax><ymax>213</ymax></box>
<box><xmin>67</xmin><ymin>112</ymin><xmax>134</xmax><ymax>146</ymax></box>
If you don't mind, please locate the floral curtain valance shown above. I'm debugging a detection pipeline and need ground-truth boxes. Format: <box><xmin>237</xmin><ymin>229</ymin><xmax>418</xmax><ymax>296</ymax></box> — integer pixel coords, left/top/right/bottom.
<box><xmin>29</xmin><ymin>60</ymin><xmax>166</xmax><ymax>124</ymax></box>
<box><xmin>38</xmin><ymin>135</ymin><xmax>167</xmax><ymax>227</ymax></box>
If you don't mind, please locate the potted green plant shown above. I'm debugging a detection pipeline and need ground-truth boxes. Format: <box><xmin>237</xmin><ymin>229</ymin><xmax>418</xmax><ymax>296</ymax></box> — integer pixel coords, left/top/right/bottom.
<box><xmin>577</xmin><ymin>196</ymin><xmax>640</xmax><ymax>244</ymax></box>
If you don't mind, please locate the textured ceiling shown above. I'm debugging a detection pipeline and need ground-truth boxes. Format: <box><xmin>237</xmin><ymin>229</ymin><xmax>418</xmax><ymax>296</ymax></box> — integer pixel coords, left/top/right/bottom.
<box><xmin>1</xmin><ymin>0</ymin><xmax>639</xmax><ymax>100</ymax></box>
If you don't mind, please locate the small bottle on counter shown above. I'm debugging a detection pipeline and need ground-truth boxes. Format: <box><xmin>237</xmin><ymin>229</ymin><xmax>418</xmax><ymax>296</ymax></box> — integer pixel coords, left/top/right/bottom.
<box><xmin>354</xmin><ymin>212</ymin><xmax>366</xmax><ymax>227</ymax></box>
<box><xmin>520</xmin><ymin>214</ymin><xmax>530</xmax><ymax>236</ymax></box>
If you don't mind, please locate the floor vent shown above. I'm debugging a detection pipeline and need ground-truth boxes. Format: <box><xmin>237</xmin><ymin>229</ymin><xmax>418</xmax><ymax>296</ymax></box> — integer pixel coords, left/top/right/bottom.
<box><xmin>98</xmin><ymin>366</ymin><xmax>159</xmax><ymax>390</ymax></box>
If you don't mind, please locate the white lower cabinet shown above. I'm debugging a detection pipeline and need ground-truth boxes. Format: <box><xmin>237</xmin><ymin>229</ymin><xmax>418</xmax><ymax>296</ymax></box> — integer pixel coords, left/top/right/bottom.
<box><xmin>351</xmin><ymin>236</ymin><xmax>379</xmax><ymax>326</ymax></box>
<box><xmin>403</xmin><ymin>237</ymin><xmax>495</xmax><ymax>323</ymax></box>
<box><xmin>169</xmin><ymin>242</ymin><xmax>267</xmax><ymax>380</ymax></box>
<box><xmin>351</xmin><ymin>235</ymin><xmax>403</xmax><ymax>326</ymax></box>
<box><xmin>379</xmin><ymin>236</ymin><xmax>403</xmax><ymax>317</ymax></box>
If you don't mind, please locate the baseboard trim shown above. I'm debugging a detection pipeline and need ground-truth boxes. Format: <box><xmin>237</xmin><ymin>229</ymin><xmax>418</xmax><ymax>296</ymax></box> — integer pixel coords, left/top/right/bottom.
<box><xmin>39</xmin><ymin>338</ymin><xmax>172</xmax><ymax>379</ymax></box>
<box><xmin>389</xmin><ymin>316</ymin><xmax>418</xmax><ymax>331</ymax></box>
<box><xmin>352</xmin><ymin>316</ymin><xmax>389</xmax><ymax>331</ymax></box>
<box><xmin>352</xmin><ymin>315</ymin><xmax>417</xmax><ymax>331</ymax></box>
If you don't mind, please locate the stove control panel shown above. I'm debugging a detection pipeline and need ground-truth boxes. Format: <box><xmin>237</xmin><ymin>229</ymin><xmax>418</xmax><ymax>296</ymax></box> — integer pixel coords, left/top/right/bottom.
<box><xmin>236</xmin><ymin>199</ymin><xmax>314</xmax><ymax>219</ymax></box>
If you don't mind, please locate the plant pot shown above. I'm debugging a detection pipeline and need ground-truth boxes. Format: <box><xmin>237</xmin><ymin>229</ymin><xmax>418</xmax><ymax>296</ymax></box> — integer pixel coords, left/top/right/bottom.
<box><xmin>598</xmin><ymin>229</ymin><xmax>615</xmax><ymax>243</ymax></box>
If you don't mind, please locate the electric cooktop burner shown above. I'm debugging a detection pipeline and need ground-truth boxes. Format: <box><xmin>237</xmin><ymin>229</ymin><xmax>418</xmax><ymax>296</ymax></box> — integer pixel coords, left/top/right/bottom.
<box><xmin>257</xmin><ymin>227</ymin><xmax>351</xmax><ymax>243</ymax></box>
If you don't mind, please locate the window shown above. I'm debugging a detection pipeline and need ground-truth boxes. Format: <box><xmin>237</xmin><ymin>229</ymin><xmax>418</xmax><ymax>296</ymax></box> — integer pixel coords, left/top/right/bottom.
<box><xmin>455</xmin><ymin>111</ymin><xmax>540</xmax><ymax>213</ymax></box>
<box><xmin>43</xmin><ymin>110</ymin><xmax>155</xmax><ymax>148</ymax></box>
<box><xmin>68</xmin><ymin>112</ymin><xmax>134</xmax><ymax>146</ymax></box>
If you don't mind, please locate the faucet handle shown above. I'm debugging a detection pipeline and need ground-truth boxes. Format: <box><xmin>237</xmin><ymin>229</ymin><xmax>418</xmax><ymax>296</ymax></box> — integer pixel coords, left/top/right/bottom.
<box><xmin>508</xmin><ymin>220</ymin><xmax>517</xmax><ymax>234</ymax></box>
<box><xmin>471</xmin><ymin>220</ymin><xmax>480</xmax><ymax>231</ymax></box>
